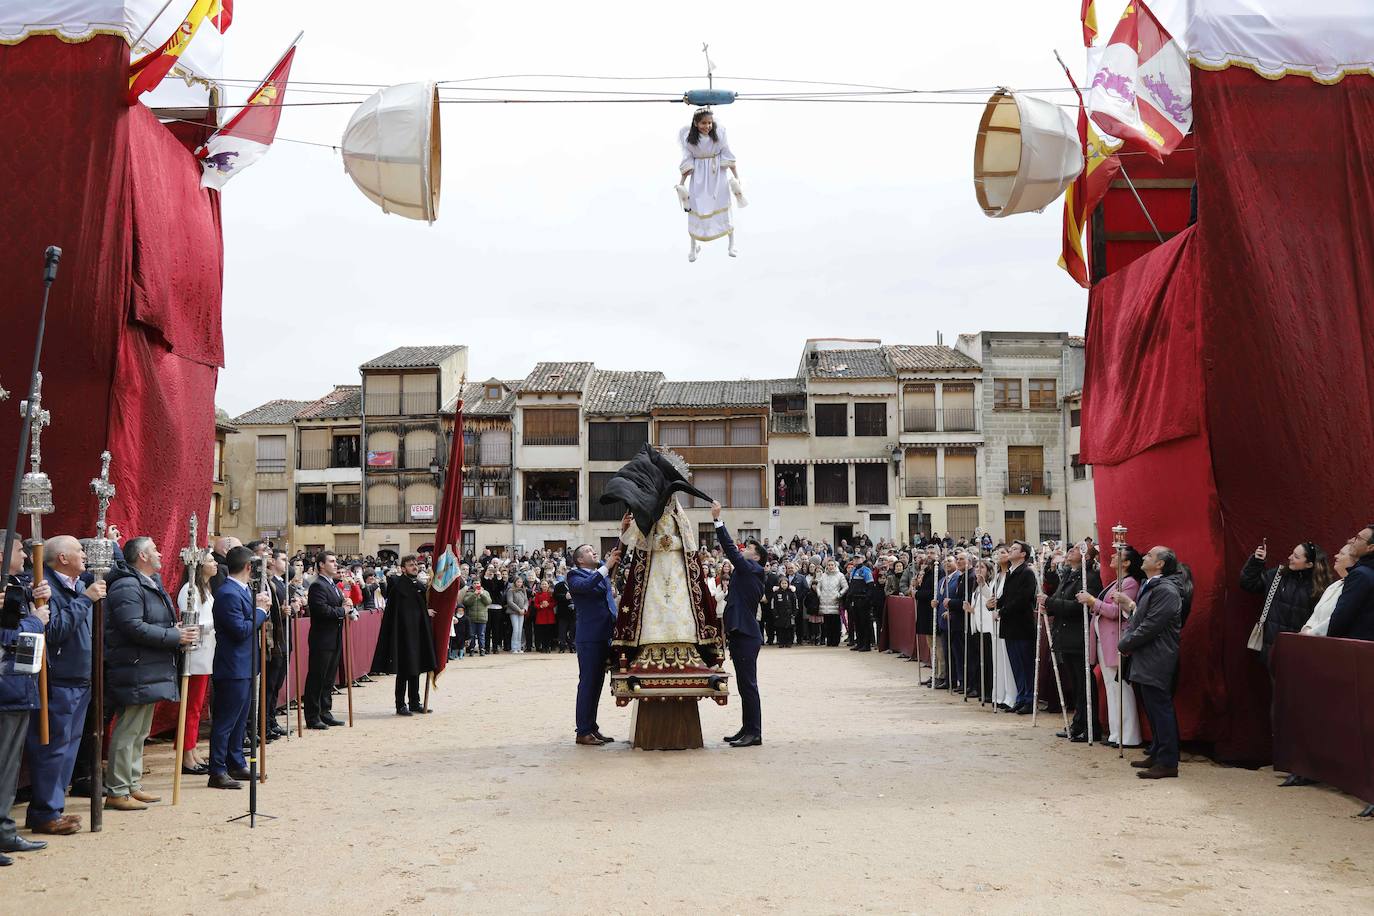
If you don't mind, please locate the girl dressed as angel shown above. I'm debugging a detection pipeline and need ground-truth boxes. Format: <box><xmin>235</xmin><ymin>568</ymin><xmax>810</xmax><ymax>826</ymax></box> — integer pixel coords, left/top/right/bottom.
<box><xmin>677</xmin><ymin>108</ymin><xmax>746</xmax><ymax>262</ymax></box>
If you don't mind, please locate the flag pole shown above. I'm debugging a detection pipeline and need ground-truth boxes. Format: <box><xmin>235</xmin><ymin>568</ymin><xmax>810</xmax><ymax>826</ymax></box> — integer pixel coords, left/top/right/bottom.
<box><xmin>129</xmin><ymin>0</ymin><xmax>178</xmax><ymax>56</ymax></box>
<box><xmin>1115</xmin><ymin>162</ymin><xmax>1167</xmax><ymax>244</ymax></box>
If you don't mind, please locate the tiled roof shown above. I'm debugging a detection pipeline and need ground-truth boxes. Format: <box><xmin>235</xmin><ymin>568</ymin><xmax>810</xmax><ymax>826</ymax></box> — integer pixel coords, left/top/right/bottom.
<box><xmin>444</xmin><ymin>381</ymin><xmax>517</xmax><ymax>417</ymax></box>
<box><xmin>806</xmin><ymin>347</ymin><xmax>892</xmax><ymax>379</ymax></box>
<box><xmin>296</xmin><ymin>385</ymin><xmax>362</xmax><ymax>420</ymax></box>
<box><xmin>360</xmin><ymin>345</ymin><xmax>465</xmax><ymax>370</ymax></box>
<box><xmin>1068</xmin><ymin>335</ymin><xmax>1086</xmax><ymax>347</ymax></box>
<box><xmin>519</xmin><ymin>362</ymin><xmax>594</xmax><ymax>393</ymax></box>
<box><xmin>654</xmin><ymin>378</ymin><xmax>798</xmax><ymax>409</ymax></box>
<box><xmin>584</xmin><ymin>370</ymin><xmax>664</xmax><ymax>415</ymax></box>
<box><xmin>232</xmin><ymin>399</ymin><xmax>311</xmax><ymax>425</ymax></box>
<box><xmin>883</xmin><ymin>345</ymin><xmax>982</xmax><ymax>372</ymax></box>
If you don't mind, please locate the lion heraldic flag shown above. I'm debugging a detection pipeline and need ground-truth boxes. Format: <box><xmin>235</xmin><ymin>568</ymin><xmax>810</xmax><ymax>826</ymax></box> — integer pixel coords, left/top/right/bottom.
<box><xmin>1087</xmin><ymin>1</ymin><xmax>1192</xmax><ymax>163</ymax></box>
<box><xmin>196</xmin><ymin>42</ymin><xmax>298</xmax><ymax>190</ymax></box>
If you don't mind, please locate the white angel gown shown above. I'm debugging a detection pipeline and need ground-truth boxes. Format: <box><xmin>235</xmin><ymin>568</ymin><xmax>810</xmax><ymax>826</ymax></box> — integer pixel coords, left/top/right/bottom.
<box><xmin>679</xmin><ymin>126</ymin><xmax>736</xmax><ymax>242</ymax></box>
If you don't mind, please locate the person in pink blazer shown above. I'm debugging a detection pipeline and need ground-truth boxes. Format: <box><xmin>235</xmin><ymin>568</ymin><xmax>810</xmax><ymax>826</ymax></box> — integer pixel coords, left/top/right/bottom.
<box><xmin>1077</xmin><ymin>544</ymin><xmax>1145</xmax><ymax>748</ymax></box>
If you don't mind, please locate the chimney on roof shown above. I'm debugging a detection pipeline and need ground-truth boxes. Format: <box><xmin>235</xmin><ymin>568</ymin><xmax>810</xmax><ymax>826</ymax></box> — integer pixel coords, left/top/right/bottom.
<box><xmin>936</xmin><ymin>331</ymin><xmax>943</xmax><ymax>346</ymax></box>
<box><xmin>807</xmin><ymin>351</ymin><xmax>819</xmax><ymax>366</ymax></box>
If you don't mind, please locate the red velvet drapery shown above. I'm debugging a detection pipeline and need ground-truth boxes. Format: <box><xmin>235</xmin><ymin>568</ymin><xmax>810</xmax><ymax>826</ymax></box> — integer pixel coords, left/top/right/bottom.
<box><xmin>1082</xmin><ymin>67</ymin><xmax>1374</xmax><ymax>763</ymax></box>
<box><xmin>0</xmin><ymin>35</ymin><xmax>222</xmax><ymax>589</ymax></box>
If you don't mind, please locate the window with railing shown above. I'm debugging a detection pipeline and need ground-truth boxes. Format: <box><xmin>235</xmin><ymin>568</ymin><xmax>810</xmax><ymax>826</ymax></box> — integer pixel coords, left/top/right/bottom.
<box><xmin>256</xmin><ymin>435</ymin><xmax>287</xmax><ymax>474</ymax></box>
<box><xmin>523</xmin><ymin>408</ymin><xmax>580</xmax><ymax>446</ymax></box>
<box><xmin>1005</xmin><ymin>470</ymin><xmax>1052</xmax><ymax>497</ymax></box>
<box><xmin>1072</xmin><ymin>454</ymin><xmax>1087</xmax><ymax>481</ymax></box>
<box><xmin>942</xmin><ymin>407</ymin><xmax>977</xmax><ymax>432</ymax></box>
<box><xmin>902</xmin><ymin>407</ymin><xmax>937</xmax><ymax>432</ymax></box>
<box><xmin>688</xmin><ymin>468</ymin><xmax>763</xmax><ymax>508</ymax></box>
<box><xmin>774</xmin><ymin>465</ymin><xmax>807</xmax><ymax>506</ymax></box>
<box><xmin>854</xmin><ymin>464</ymin><xmax>889</xmax><ymax>505</ymax></box>
<box><xmin>524</xmin><ymin>473</ymin><xmax>578</xmax><ymax>520</ymax></box>
<box><xmin>1038</xmin><ymin>510</ymin><xmax>1062</xmax><ymax>541</ymax></box>
<box><xmin>332</xmin><ymin>435</ymin><xmax>360</xmax><ymax>468</ymax></box>
<box><xmin>904</xmin><ymin>475</ymin><xmax>939</xmax><ymax>497</ymax></box>
<box><xmin>299</xmin><ymin>449</ymin><xmax>330</xmax><ymax>471</ymax></box>
<box><xmin>994</xmin><ymin>378</ymin><xmax>1022</xmax><ymax>410</ymax></box>
<box><xmin>402</xmin><ymin>389</ymin><xmax>438</xmax><ymax>415</ymax></box>
<box><xmin>256</xmin><ymin>489</ymin><xmax>287</xmax><ymax>527</ymax></box>
<box><xmin>657</xmin><ymin>418</ymin><xmax>761</xmax><ymax>448</ymax></box>
<box><xmin>815</xmin><ymin>464</ymin><xmax>848</xmax><ymax>504</ymax></box>
<box><xmin>947</xmin><ymin>505</ymin><xmax>980</xmax><ymax>542</ymax></box>
<box><xmin>589</xmin><ymin>422</ymin><xmax>648</xmax><ymax>462</ymax></box>
<box><xmin>854</xmin><ymin>403</ymin><xmax>887</xmax><ymax>437</ymax></box>
<box><xmin>815</xmin><ymin>403</ymin><xmax>847</xmax><ymax>437</ymax></box>
<box><xmin>478</xmin><ymin>430</ymin><xmax>512</xmax><ymax>466</ymax></box>
<box><xmin>366</xmin><ymin>483</ymin><xmax>401</xmax><ymax>524</ymax></box>
<box><xmin>1028</xmin><ymin>378</ymin><xmax>1058</xmax><ymax>410</ymax></box>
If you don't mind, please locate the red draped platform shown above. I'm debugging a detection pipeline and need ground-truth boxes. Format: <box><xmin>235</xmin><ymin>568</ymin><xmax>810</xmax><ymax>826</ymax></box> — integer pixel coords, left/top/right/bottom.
<box><xmin>0</xmin><ymin>35</ymin><xmax>222</xmax><ymax>587</ymax></box>
<box><xmin>1082</xmin><ymin>68</ymin><xmax>1374</xmax><ymax>763</ymax></box>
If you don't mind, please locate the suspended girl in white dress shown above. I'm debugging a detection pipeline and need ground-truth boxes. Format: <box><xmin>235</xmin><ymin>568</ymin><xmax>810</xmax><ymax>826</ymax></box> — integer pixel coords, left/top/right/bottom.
<box><xmin>677</xmin><ymin>108</ymin><xmax>745</xmax><ymax>262</ymax></box>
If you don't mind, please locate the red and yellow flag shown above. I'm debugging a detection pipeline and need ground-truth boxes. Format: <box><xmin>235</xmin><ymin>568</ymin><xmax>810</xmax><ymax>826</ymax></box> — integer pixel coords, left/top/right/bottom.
<box><xmin>1081</xmin><ymin>0</ymin><xmax>1098</xmax><ymax>47</ymax></box>
<box><xmin>127</xmin><ymin>0</ymin><xmax>216</xmax><ymax>105</ymax></box>
<box><xmin>211</xmin><ymin>0</ymin><xmax>233</xmax><ymax>33</ymax></box>
<box><xmin>1059</xmin><ymin>63</ymin><xmax>1121</xmax><ymax>288</ymax></box>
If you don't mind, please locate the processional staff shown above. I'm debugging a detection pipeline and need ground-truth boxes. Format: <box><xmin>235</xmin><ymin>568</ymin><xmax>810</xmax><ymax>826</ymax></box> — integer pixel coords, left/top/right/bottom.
<box><xmin>18</xmin><ymin>373</ymin><xmax>53</xmax><ymax>746</ymax></box>
<box><xmin>1111</xmin><ymin>523</ymin><xmax>1129</xmax><ymax>760</ymax></box>
<box><xmin>172</xmin><ymin>512</ymin><xmax>206</xmax><ymax>806</ymax></box>
<box><xmin>86</xmin><ymin>450</ymin><xmax>116</xmax><ymax>832</ymax></box>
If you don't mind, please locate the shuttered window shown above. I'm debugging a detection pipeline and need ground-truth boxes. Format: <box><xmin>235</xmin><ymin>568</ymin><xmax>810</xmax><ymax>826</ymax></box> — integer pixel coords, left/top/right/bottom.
<box><xmin>854</xmin><ymin>403</ymin><xmax>887</xmax><ymax>437</ymax></box>
<box><xmin>256</xmin><ymin>435</ymin><xmax>287</xmax><ymax>473</ymax></box>
<box><xmin>256</xmin><ymin>489</ymin><xmax>287</xmax><ymax>527</ymax></box>
<box><xmin>854</xmin><ymin>464</ymin><xmax>888</xmax><ymax>505</ymax></box>
<box><xmin>815</xmin><ymin>465</ymin><xmax>849</xmax><ymax>504</ymax></box>
<box><xmin>815</xmin><ymin>403</ymin><xmax>847</xmax><ymax>437</ymax></box>
<box><xmin>947</xmin><ymin>505</ymin><xmax>980</xmax><ymax>541</ymax></box>
<box><xmin>523</xmin><ymin>408</ymin><xmax>579</xmax><ymax>446</ymax></box>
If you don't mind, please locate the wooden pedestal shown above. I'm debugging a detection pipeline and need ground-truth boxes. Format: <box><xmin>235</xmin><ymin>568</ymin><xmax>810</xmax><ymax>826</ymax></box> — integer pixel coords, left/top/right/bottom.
<box><xmin>630</xmin><ymin>698</ymin><xmax>704</xmax><ymax>751</ymax></box>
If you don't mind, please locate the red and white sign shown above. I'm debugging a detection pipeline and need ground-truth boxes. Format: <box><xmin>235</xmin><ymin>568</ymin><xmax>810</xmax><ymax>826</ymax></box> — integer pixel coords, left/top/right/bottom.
<box><xmin>410</xmin><ymin>504</ymin><xmax>435</xmax><ymax>521</ymax></box>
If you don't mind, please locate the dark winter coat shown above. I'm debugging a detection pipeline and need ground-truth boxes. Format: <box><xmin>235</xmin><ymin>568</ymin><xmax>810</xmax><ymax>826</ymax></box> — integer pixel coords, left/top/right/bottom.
<box><xmin>44</xmin><ymin>569</ymin><xmax>93</xmax><ymax>684</ymax></box>
<box><xmin>997</xmin><ymin>563</ymin><xmax>1038</xmax><ymax>642</ymax></box>
<box><xmin>1119</xmin><ymin>574</ymin><xmax>1183</xmax><ymax>690</ymax></box>
<box><xmin>1042</xmin><ymin>563</ymin><xmax>1101</xmax><ymax>652</ymax></box>
<box><xmin>0</xmin><ymin>576</ymin><xmax>44</xmax><ymax>711</ymax></box>
<box><xmin>770</xmin><ymin>587</ymin><xmax>799</xmax><ymax>629</ymax></box>
<box><xmin>104</xmin><ymin>565</ymin><xmax>183</xmax><ymax>707</ymax></box>
<box><xmin>371</xmin><ymin>574</ymin><xmax>437</xmax><ymax>676</ymax></box>
<box><xmin>1240</xmin><ymin>556</ymin><xmax>1318</xmax><ymax>662</ymax></box>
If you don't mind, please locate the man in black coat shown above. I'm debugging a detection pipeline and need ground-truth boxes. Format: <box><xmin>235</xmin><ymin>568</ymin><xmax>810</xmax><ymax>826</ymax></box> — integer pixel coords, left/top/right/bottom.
<box><xmin>371</xmin><ymin>554</ymin><xmax>437</xmax><ymax>716</ymax></box>
<box><xmin>304</xmin><ymin>550</ymin><xmax>349</xmax><ymax>729</ymax></box>
<box><xmin>759</xmin><ymin>564</ymin><xmax>781</xmax><ymax>645</ymax></box>
<box><xmin>1325</xmin><ymin>524</ymin><xmax>1374</xmax><ymax>641</ymax></box>
<box><xmin>713</xmin><ymin>501</ymin><xmax>766</xmax><ymax>748</ymax></box>
<box><xmin>1116</xmin><ymin>547</ymin><xmax>1184</xmax><ymax>779</ymax></box>
<box><xmin>103</xmin><ymin>537</ymin><xmax>196</xmax><ymax>809</ymax></box>
<box><xmin>995</xmin><ymin>540</ymin><xmax>1039</xmax><ymax>714</ymax></box>
<box><xmin>1042</xmin><ymin>544</ymin><xmax>1102</xmax><ymax>740</ymax></box>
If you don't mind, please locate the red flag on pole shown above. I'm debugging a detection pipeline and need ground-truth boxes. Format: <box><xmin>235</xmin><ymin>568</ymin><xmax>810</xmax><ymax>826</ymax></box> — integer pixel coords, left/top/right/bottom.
<box><xmin>1081</xmin><ymin>0</ymin><xmax>1098</xmax><ymax>47</ymax></box>
<box><xmin>1059</xmin><ymin>58</ymin><xmax>1121</xmax><ymax>287</ymax></box>
<box><xmin>195</xmin><ymin>40</ymin><xmax>298</xmax><ymax>189</ymax></box>
<box><xmin>426</xmin><ymin>407</ymin><xmax>465</xmax><ymax>677</ymax></box>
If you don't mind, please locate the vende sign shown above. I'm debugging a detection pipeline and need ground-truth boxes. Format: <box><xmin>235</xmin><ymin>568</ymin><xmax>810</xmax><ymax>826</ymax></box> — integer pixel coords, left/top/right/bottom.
<box><xmin>410</xmin><ymin>504</ymin><xmax>435</xmax><ymax>521</ymax></box>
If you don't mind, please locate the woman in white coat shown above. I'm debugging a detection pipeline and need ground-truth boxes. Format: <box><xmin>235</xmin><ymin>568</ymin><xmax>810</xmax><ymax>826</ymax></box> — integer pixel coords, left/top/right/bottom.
<box><xmin>816</xmin><ymin>559</ymin><xmax>848</xmax><ymax>647</ymax></box>
<box><xmin>175</xmin><ymin>555</ymin><xmax>219</xmax><ymax>775</ymax></box>
<box><xmin>678</xmin><ymin>108</ymin><xmax>741</xmax><ymax>261</ymax></box>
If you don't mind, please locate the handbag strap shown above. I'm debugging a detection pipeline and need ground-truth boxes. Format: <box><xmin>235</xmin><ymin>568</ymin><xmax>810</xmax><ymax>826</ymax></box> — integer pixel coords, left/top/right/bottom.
<box><xmin>1257</xmin><ymin>569</ymin><xmax>1283</xmax><ymax>629</ymax></box>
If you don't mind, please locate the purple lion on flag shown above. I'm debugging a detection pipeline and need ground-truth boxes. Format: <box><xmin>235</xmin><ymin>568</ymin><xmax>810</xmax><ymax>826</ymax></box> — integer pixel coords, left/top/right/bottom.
<box><xmin>202</xmin><ymin>150</ymin><xmax>240</xmax><ymax>172</ymax></box>
<box><xmin>1091</xmin><ymin>69</ymin><xmax>1136</xmax><ymax>104</ymax></box>
<box><xmin>1141</xmin><ymin>73</ymin><xmax>1191</xmax><ymax>124</ymax></box>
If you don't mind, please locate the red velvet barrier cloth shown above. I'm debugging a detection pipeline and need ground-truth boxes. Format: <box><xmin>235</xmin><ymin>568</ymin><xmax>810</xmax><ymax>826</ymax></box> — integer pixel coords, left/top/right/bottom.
<box><xmin>1081</xmin><ymin>67</ymin><xmax>1374</xmax><ymax>763</ymax></box>
<box><xmin>882</xmin><ymin>597</ymin><xmax>916</xmax><ymax>657</ymax></box>
<box><xmin>1272</xmin><ymin>633</ymin><xmax>1374</xmax><ymax>805</ymax></box>
<box><xmin>0</xmin><ymin>36</ymin><xmax>222</xmax><ymax>598</ymax></box>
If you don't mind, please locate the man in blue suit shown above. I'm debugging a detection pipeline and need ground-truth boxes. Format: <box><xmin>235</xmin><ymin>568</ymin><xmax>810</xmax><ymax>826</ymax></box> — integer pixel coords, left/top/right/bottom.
<box><xmin>567</xmin><ymin>527</ymin><xmax>624</xmax><ymax>747</ymax></box>
<box><xmin>712</xmin><ymin>501</ymin><xmax>767</xmax><ymax>748</ymax></box>
<box><xmin>207</xmin><ymin>546</ymin><xmax>269</xmax><ymax>789</ymax></box>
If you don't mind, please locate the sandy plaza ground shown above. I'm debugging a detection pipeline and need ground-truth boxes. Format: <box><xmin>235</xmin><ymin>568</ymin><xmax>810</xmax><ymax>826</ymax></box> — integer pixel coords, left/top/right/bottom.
<box><xmin>6</xmin><ymin>646</ymin><xmax>1372</xmax><ymax>915</ymax></box>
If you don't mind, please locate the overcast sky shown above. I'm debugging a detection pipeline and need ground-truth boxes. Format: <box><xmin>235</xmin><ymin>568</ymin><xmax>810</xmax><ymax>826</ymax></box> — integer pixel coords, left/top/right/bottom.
<box><xmin>215</xmin><ymin>1</ymin><xmax>1102</xmax><ymax>416</ymax></box>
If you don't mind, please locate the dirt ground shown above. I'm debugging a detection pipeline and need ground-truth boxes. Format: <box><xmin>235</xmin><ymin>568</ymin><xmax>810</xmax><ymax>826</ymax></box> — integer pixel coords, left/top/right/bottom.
<box><xmin>7</xmin><ymin>646</ymin><xmax>1372</xmax><ymax>914</ymax></box>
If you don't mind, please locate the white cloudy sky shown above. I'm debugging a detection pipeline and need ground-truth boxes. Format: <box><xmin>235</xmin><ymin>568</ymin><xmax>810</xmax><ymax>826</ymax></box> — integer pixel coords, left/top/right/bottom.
<box><xmin>215</xmin><ymin>1</ymin><xmax>1105</xmax><ymax>415</ymax></box>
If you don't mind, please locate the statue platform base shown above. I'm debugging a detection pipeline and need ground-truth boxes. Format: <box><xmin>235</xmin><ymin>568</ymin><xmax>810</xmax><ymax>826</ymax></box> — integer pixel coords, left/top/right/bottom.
<box><xmin>630</xmin><ymin>698</ymin><xmax>703</xmax><ymax>751</ymax></box>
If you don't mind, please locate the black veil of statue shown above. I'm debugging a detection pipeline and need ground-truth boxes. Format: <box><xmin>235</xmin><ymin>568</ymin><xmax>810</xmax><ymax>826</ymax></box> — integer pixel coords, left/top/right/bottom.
<box><xmin>599</xmin><ymin>444</ymin><xmax>713</xmax><ymax>537</ymax></box>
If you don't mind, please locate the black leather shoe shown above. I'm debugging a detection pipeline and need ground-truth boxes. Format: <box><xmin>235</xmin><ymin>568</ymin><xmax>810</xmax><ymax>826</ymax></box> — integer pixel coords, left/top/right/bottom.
<box><xmin>306</xmin><ymin>720</ymin><xmax>329</xmax><ymax>730</ymax></box>
<box><xmin>1280</xmin><ymin>774</ymin><xmax>1317</xmax><ymax>788</ymax></box>
<box><xmin>396</xmin><ymin>707</ymin><xmax>413</xmax><ymax>716</ymax></box>
<box><xmin>1130</xmin><ymin>757</ymin><xmax>1156</xmax><ymax>769</ymax></box>
<box><xmin>207</xmin><ymin>772</ymin><xmax>242</xmax><ymax>790</ymax></box>
<box><xmin>228</xmin><ymin>768</ymin><xmax>252</xmax><ymax>781</ymax></box>
<box><xmin>322</xmin><ymin>715</ymin><xmax>345</xmax><ymax>726</ymax></box>
<box><xmin>1070</xmin><ymin>734</ymin><xmax>1090</xmax><ymax>744</ymax></box>
<box><xmin>723</xmin><ymin>730</ymin><xmax>744</xmax><ymax>743</ymax></box>
<box><xmin>1055</xmin><ymin>730</ymin><xmax>1071</xmax><ymax>739</ymax></box>
<box><xmin>1014</xmin><ymin>704</ymin><xmax>1032</xmax><ymax>715</ymax></box>
<box><xmin>933</xmin><ymin>679</ymin><xmax>949</xmax><ymax>690</ymax></box>
<box><xmin>728</xmin><ymin>734</ymin><xmax>762</xmax><ymax>748</ymax></box>
<box><xmin>0</xmin><ymin>836</ymin><xmax>47</xmax><ymax>853</ymax></box>
<box><xmin>181</xmin><ymin>763</ymin><xmax>210</xmax><ymax>776</ymax></box>
<box><xmin>593</xmin><ymin>733</ymin><xmax>615</xmax><ymax>744</ymax></box>
<box><xmin>409</xmin><ymin>705</ymin><xmax>431</xmax><ymax>714</ymax></box>
<box><xmin>0</xmin><ymin>852</ymin><xmax>11</xmax><ymax>866</ymax></box>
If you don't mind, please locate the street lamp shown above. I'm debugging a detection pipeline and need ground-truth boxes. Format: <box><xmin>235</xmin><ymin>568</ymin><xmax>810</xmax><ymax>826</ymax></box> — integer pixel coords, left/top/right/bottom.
<box><xmin>889</xmin><ymin>443</ymin><xmax>902</xmax><ymax>477</ymax></box>
<box><xmin>428</xmin><ymin>455</ymin><xmax>444</xmax><ymax>488</ymax></box>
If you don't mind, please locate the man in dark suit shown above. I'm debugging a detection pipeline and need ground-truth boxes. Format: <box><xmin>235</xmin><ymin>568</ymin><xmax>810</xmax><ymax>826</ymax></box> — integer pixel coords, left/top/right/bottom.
<box><xmin>1328</xmin><ymin>524</ymin><xmax>1374</xmax><ymax>641</ymax></box>
<box><xmin>1043</xmin><ymin>543</ymin><xmax>1102</xmax><ymax>741</ymax></box>
<box><xmin>1116</xmin><ymin>546</ymin><xmax>1184</xmax><ymax>779</ymax></box>
<box><xmin>207</xmin><ymin>546</ymin><xmax>269</xmax><ymax>789</ymax></box>
<box><xmin>567</xmin><ymin>530</ymin><xmax>623</xmax><ymax>747</ymax></box>
<box><xmin>996</xmin><ymin>540</ymin><xmax>1039</xmax><ymax>714</ymax></box>
<box><xmin>304</xmin><ymin>550</ymin><xmax>349</xmax><ymax>730</ymax></box>
<box><xmin>712</xmin><ymin>501</ymin><xmax>766</xmax><ymax>748</ymax></box>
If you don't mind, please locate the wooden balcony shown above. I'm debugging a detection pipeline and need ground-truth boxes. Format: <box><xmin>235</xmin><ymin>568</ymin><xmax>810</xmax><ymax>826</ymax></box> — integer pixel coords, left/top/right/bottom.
<box><xmin>670</xmin><ymin>444</ymin><xmax>768</xmax><ymax>466</ymax></box>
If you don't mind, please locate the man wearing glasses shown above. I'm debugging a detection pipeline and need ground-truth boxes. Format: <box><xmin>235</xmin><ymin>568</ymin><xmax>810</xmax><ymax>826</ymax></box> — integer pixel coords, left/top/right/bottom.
<box><xmin>1327</xmin><ymin>524</ymin><xmax>1374</xmax><ymax>641</ymax></box>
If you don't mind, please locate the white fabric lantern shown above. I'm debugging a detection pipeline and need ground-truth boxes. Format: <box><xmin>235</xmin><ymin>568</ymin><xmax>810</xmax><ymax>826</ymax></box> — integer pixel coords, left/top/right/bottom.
<box><xmin>973</xmin><ymin>89</ymin><xmax>1083</xmax><ymax>218</ymax></box>
<box><xmin>341</xmin><ymin>81</ymin><xmax>442</xmax><ymax>223</ymax></box>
